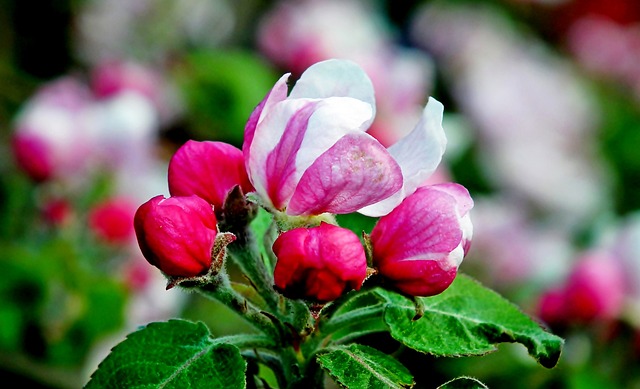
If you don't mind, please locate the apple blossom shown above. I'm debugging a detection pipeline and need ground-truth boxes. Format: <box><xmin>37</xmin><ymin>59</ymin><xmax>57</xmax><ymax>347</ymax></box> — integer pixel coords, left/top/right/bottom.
<box><xmin>411</xmin><ymin>3</ymin><xmax>609</xmax><ymax>226</ymax></box>
<box><xmin>536</xmin><ymin>252</ymin><xmax>626</xmax><ymax>326</ymax></box>
<box><xmin>168</xmin><ymin>140</ymin><xmax>254</xmax><ymax>212</ymax></box>
<box><xmin>11</xmin><ymin>77</ymin><xmax>94</xmax><ymax>182</ymax></box>
<box><xmin>41</xmin><ymin>198</ymin><xmax>73</xmax><ymax>227</ymax></box>
<box><xmin>243</xmin><ymin>59</ymin><xmax>447</xmax><ymax>219</ymax></box>
<box><xmin>537</xmin><ymin>288</ymin><xmax>568</xmax><ymax>327</ymax></box>
<box><xmin>134</xmin><ymin>195</ymin><xmax>220</xmax><ymax>278</ymax></box>
<box><xmin>272</xmin><ymin>222</ymin><xmax>367</xmax><ymax>302</ymax></box>
<box><xmin>370</xmin><ymin>183</ymin><xmax>474</xmax><ymax>296</ymax></box>
<box><xmin>564</xmin><ymin>253</ymin><xmax>626</xmax><ymax>323</ymax></box>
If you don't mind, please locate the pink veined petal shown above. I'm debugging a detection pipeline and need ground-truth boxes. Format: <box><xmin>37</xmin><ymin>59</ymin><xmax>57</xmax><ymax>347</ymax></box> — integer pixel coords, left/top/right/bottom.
<box><xmin>243</xmin><ymin>73</ymin><xmax>289</xmax><ymax>171</ymax></box>
<box><xmin>265</xmin><ymin>102</ymin><xmax>319</xmax><ymax>209</ymax></box>
<box><xmin>359</xmin><ymin>97</ymin><xmax>447</xmax><ymax>217</ymax></box>
<box><xmin>430</xmin><ymin>183</ymin><xmax>474</xmax><ymax>217</ymax></box>
<box><xmin>287</xmin><ymin>132</ymin><xmax>403</xmax><ymax>215</ymax></box>
<box><xmin>246</xmin><ymin>98</ymin><xmax>315</xmax><ymax>209</ymax></box>
<box><xmin>371</xmin><ymin>186</ymin><xmax>463</xmax><ymax>265</ymax></box>
<box><xmin>377</xmin><ymin>258</ymin><xmax>458</xmax><ymax>296</ymax></box>
<box><xmin>249</xmin><ymin>97</ymin><xmax>374</xmax><ymax>211</ymax></box>
<box><xmin>288</xmin><ymin>59</ymin><xmax>376</xmax><ymax>127</ymax></box>
<box><xmin>293</xmin><ymin>97</ymin><xmax>374</xmax><ymax>171</ymax></box>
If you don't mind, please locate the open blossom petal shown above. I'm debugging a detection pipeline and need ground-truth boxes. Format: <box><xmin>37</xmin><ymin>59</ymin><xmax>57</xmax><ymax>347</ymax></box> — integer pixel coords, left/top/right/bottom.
<box><xmin>287</xmin><ymin>59</ymin><xmax>377</xmax><ymax>126</ymax></box>
<box><xmin>359</xmin><ymin>98</ymin><xmax>447</xmax><ymax>217</ymax></box>
<box><xmin>243</xmin><ymin>73</ymin><xmax>289</xmax><ymax>158</ymax></box>
<box><xmin>288</xmin><ymin>132</ymin><xmax>402</xmax><ymax>215</ymax></box>
<box><xmin>371</xmin><ymin>183</ymin><xmax>473</xmax><ymax>296</ymax></box>
<box><xmin>243</xmin><ymin>59</ymin><xmax>448</xmax><ymax>218</ymax></box>
<box><xmin>244</xmin><ymin>59</ymin><xmax>403</xmax><ymax>215</ymax></box>
<box><xmin>254</xmin><ymin>98</ymin><xmax>382</xmax><ymax>212</ymax></box>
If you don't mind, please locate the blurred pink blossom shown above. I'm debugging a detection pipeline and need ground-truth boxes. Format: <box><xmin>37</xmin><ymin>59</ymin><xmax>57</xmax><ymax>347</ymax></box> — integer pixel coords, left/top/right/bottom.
<box><xmin>11</xmin><ymin>77</ymin><xmax>96</xmax><ymax>182</ymax></box>
<box><xmin>411</xmin><ymin>3</ymin><xmax>612</xmax><ymax>226</ymax></box>
<box><xmin>89</xmin><ymin>197</ymin><xmax>138</xmax><ymax>244</ymax></box>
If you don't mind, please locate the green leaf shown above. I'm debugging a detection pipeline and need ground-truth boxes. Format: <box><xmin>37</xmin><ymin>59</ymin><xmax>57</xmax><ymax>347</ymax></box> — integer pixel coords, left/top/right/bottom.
<box><xmin>377</xmin><ymin>274</ymin><xmax>563</xmax><ymax>368</ymax></box>
<box><xmin>317</xmin><ymin>344</ymin><xmax>414</xmax><ymax>389</ymax></box>
<box><xmin>86</xmin><ymin>319</ymin><xmax>247</xmax><ymax>388</ymax></box>
<box><xmin>437</xmin><ymin>376</ymin><xmax>488</xmax><ymax>389</ymax></box>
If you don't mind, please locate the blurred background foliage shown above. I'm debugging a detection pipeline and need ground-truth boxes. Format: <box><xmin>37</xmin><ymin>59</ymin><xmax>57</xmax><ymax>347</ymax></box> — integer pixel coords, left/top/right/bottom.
<box><xmin>2</xmin><ymin>0</ymin><xmax>640</xmax><ymax>388</ymax></box>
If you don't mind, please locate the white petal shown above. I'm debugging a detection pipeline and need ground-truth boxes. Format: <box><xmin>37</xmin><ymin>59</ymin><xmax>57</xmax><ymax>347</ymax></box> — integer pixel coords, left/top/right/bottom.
<box><xmin>359</xmin><ymin>97</ymin><xmax>447</xmax><ymax>216</ymax></box>
<box><xmin>295</xmin><ymin>96</ymin><xmax>374</xmax><ymax>176</ymax></box>
<box><xmin>289</xmin><ymin>59</ymin><xmax>376</xmax><ymax>127</ymax></box>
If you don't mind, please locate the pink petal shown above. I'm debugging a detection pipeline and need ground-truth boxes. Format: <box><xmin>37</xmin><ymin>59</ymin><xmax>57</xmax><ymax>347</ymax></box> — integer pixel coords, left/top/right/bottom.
<box><xmin>168</xmin><ymin>140</ymin><xmax>252</xmax><ymax>210</ymax></box>
<box><xmin>371</xmin><ymin>186</ymin><xmax>464</xmax><ymax>265</ymax></box>
<box><xmin>243</xmin><ymin>73</ymin><xmax>289</xmax><ymax>169</ymax></box>
<box><xmin>431</xmin><ymin>182</ymin><xmax>474</xmax><ymax>216</ymax></box>
<box><xmin>265</xmin><ymin>102</ymin><xmax>319</xmax><ymax>209</ymax></box>
<box><xmin>249</xmin><ymin>97</ymin><xmax>373</xmax><ymax>211</ymax></box>
<box><xmin>287</xmin><ymin>132</ymin><xmax>402</xmax><ymax>215</ymax></box>
<box><xmin>377</xmin><ymin>258</ymin><xmax>458</xmax><ymax>297</ymax></box>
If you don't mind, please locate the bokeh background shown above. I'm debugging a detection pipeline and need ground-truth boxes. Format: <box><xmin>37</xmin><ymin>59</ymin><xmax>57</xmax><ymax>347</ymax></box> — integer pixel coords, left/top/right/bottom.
<box><xmin>1</xmin><ymin>0</ymin><xmax>640</xmax><ymax>387</ymax></box>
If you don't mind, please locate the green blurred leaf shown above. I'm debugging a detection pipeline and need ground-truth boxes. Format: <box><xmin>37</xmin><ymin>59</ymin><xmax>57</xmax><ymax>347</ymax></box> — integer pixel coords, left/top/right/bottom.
<box><xmin>376</xmin><ymin>274</ymin><xmax>563</xmax><ymax>368</ymax></box>
<box><xmin>596</xmin><ymin>81</ymin><xmax>640</xmax><ymax>214</ymax></box>
<box><xmin>86</xmin><ymin>319</ymin><xmax>247</xmax><ymax>388</ymax></box>
<box><xmin>0</xmin><ymin>305</ymin><xmax>23</xmax><ymax>351</ymax></box>
<box><xmin>173</xmin><ymin>50</ymin><xmax>279</xmax><ymax>147</ymax></box>
<box><xmin>317</xmin><ymin>344</ymin><xmax>414</xmax><ymax>389</ymax></box>
<box><xmin>335</xmin><ymin>212</ymin><xmax>378</xmax><ymax>240</ymax></box>
<box><xmin>437</xmin><ymin>376</ymin><xmax>488</xmax><ymax>389</ymax></box>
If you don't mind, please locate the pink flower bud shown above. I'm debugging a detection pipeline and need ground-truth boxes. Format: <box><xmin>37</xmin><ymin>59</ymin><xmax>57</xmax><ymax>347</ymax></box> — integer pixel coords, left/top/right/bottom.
<box><xmin>272</xmin><ymin>222</ymin><xmax>367</xmax><ymax>302</ymax></box>
<box><xmin>564</xmin><ymin>252</ymin><xmax>626</xmax><ymax>323</ymax></box>
<box><xmin>134</xmin><ymin>195</ymin><xmax>218</xmax><ymax>277</ymax></box>
<box><xmin>536</xmin><ymin>287</ymin><xmax>568</xmax><ymax>327</ymax></box>
<box><xmin>41</xmin><ymin>198</ymin><xmax>72</xmax><ymax>227</ymax></box>
<box><xmin>91</xmin><ymin>60</ymin><xmax>160</xmax><ymax>101</ymax></box>
<box><xmin>168</xmin><ymin>140</ymin><xmax>254</xmax><ymax>211</ymax></box>
<box><xmin>370</xmin><ymin>183</ymin><xmax>473</xmax><ymax>296</ymax></box>
<box><xmin>12</xmin><ymin>134</ymin><xmax>53</xmax><ymax>182</ymax></box>
<box><xmin>89</xmin><ymin>197</ymin><xmax>137</xmax><ymax>244</ymax></box>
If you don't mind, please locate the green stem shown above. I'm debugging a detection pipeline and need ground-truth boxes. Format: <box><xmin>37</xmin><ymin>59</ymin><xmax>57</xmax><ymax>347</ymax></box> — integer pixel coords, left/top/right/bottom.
<box><xmin>228</xmin><ymin>236</ymin><xmax>313</xmax><ymax>336</ymax></box>
<box><xmin>301</xmin><ymin>304</ymin><xmax>387</xmax><ymax>356</ymax></box>
<box><xmin>227</xmin><ymin>235</ymin><xmax>281</xmax><ymax>314</ymax></box>
<box><xmin>321</xmin><ymin>304</ymin><xmax>386</xmax><ymax>335</ymax></box>
<box><xmin>213</xmin><ymin>334</ymin><xmax>276</xmax><ymax>350</ymax></box>
<box><xmin>241</xmin><ymin>349</ymin><xmax>289</xmax><ymax>389</ymax></box>
<box><xmin>197</xmin><ymin>277</ymin><xmax>280</xmax><ymax>339</ymax></box>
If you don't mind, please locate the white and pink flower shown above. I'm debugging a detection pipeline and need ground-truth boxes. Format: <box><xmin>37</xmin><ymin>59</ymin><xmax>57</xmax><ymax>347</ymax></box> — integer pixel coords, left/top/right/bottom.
<box><xmin>243</xmin><ymin>59</ymin><xmax>447</xmax><ymax>218</ymax></box>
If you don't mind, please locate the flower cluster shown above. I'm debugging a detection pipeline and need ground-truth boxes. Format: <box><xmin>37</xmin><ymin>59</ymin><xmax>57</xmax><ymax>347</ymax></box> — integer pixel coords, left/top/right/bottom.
<box><xmin>134</xmin><ymin>59</ymin><xmax>474</xmax><ymax>300</ymax></box>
